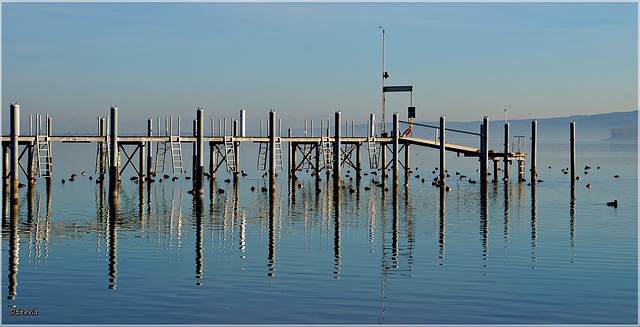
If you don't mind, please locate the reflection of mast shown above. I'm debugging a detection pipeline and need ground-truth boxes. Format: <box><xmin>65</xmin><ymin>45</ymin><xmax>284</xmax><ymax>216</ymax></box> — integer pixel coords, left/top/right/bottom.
<box><xmin>367</xmin><ymin>184</ymin><xmax>378</xmax><ymax>253</ymax></box>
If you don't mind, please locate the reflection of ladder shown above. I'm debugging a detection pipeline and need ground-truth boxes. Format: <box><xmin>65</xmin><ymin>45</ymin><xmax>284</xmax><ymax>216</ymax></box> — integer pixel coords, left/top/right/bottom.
<box><xmin>367</xmin><ymin>138</ymin><xmax>379</xmax><ymax>169</ymax></box>
<box><xmin>321</xmin><ymin>137</ymin><xmax>333</xmax><ymax>170</ymax></box>
<box><xmin>36</xmin><ymin>135</ymin><xmax>53</xmax><ymax>177</ymax></box>
<box><xmin>171</xmin><ymin>136</ymin><xmax>185</xmax><ymax>174</ymax></box>
<box><xmin>224</xmin><ymin>137</ymin><xmax>236</xmax><ymax>173</ymax></box>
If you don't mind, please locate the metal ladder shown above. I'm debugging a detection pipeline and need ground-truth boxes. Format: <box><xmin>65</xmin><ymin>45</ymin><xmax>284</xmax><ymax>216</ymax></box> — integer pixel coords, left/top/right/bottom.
<box><xmin>274</xmin><ymin>137</ymin><xmax>284</xmax><ymax>172</ymax></box>
<box><xmin>224</xmin><ymin>137</ymin><xmax>236</xmax><ymax>173</ymax></box>
<box><xmin>155</xmin><ymin>140</ymin><xmax>169</xmax><ymax>174</ymax></box>
<box><xmin>36</xmin><ymin>134</ymin><xmax>53</xmax><ymax>177</ymax></box>
<box><xmin>170</xmin><ymin>136</ymin><xmax>185</xmax><ymax>175</ymax></box>
<box><xmin>321</xmin><ymin>137</ymin><xmax>333</xmax><ymax>170</ymax></box>
<box><xmin>94</xmin><ymin>138</ymin><xmax>109</xmax><ymax>175</ymax></box>
<box><xmin>257</xmin><ymin>142</ymin><xmax>268</xmax><ymax>171</ymax></box>
<box><xmin>367</xmin><ymin>138</ymin><xmax>379</xmax><ymax>169</ymax></box>
<box><xmin>255</xmin><ymin>140</ymin><xmax>283</xmax><ymax>172</ymax></box>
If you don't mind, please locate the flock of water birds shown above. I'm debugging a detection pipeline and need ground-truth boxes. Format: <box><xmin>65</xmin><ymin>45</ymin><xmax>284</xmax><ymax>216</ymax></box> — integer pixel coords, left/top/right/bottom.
<box><xmin>16</xmin><ymin>161</ymin><xmax>619</xmax><ymax>208</ymax></box>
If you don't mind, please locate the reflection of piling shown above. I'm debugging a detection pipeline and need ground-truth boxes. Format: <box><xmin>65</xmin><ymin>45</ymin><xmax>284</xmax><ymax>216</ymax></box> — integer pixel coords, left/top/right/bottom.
<box><xmin>439</xmin><ymin>116</ymin><xmax>446</xmax><ymax>184</ymax></box>
<box><xmin>10</xmin><ymin>104</ymin><xmax>20</xmax><ymax>204</ymax></box>
<box><xmin>334</xmin><ymin>111</ymin><xmax>341</xmax><ymax>187</ymax></box>
<box><xmin>531</xmin><ymin>120</ymin><xmax>537</xmax><ymax>184</ymax></box>
<box><xmin>109</xmin><ymin>106</ymin><xmax>119</xmax><ymax>198</ymax></box>
<box><xmin>570</xmin><ymin>121</ymin><xmax>576</xmax><ymax>183</ymax></box>
<box><xmin>504</xmin><ymin>123</ymin><xmax>510</xmax><ymax>181</ymax></box>
<box><xmin>8</xmin><ymin>206</ymin><xmax>19</xmax><ymax>300</ymax></box>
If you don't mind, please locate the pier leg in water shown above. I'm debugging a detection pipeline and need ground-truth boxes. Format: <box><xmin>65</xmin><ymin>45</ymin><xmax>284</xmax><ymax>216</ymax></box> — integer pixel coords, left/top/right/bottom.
<box><xmin>3</xmin><ymin>145</ymin><xmax>9</xmax><ymax>197</ymax></box>
<box><xmin>440</xmin><ymin>116</ymin><xmax>446</xmax><ymax>185</ymax></box>
<box><xmin>269</xmin><ymin>110</ymin><xmax>276</xmax><ymax>193</ymax></box>
<box><xmin>392</xmin><ymin>113</ymin><xmax>399</xmax><ymax>189</ymax></box>
<box><xmin>334</xmin><ymin>111</ymin><xmax>341</xmax><ymax>188</ymax></box>
<box><xmin>356</xmin><ymin>141</ymin><xmax>362</xmax><ymax>181</ymax></box>
<box><xmin>531</xmin><ymin>120</ymin><xmax>538</xmax><ymax>185</ymax></box>
<box><xmin>196</xmin><ymin>108</ymin><xmax>204</xmax><ymax>194</ymax></box>
<box><xmin>570</xmin><ymin>121</ymin><xmax>576</xmax><ymax>183</ymax></box>
<box><xmin>10</xmin><ymin>103</ymin><xmax>20</xmax><ymax>204</ymax></box>
<box><xmin>480</xmin><ymin>116</ymin><xmax>489</xmax><ymax>184</ymax></box>
<box><xmin>147</xmin><ymin>119</ymin><xmax>154</xmax><ymax>179</ymax></box>
<box><xmin>504</xmin><ymin>123</ymin><xmax>509</xmax><ymax>182</ymax></box>
<box><xmin>109</xmin><ymin>106</ymin><xmax>120</xmax><ymax>199</ymax></box>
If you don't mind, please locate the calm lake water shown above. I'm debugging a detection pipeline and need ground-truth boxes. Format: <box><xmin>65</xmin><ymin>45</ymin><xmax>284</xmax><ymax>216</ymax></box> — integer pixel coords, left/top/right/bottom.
<box><xmin>2</xmin><ymin>140</ymin><xmax>637</xmax><ymax>324</ymax></box>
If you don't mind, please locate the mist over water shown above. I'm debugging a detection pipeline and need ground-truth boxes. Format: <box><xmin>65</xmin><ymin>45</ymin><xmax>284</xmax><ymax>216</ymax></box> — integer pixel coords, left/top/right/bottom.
<box><xmin>2</xmin><ymin>141</ymin><xmax>637</xmax><ymax>324</ymax></box>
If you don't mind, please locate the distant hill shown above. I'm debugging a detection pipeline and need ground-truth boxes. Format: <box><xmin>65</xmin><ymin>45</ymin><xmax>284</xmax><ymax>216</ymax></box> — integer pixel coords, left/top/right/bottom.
<box><xmin>411</xmin><ymin>110</ymin><xmax>638</xmax><ymax>142</ymax></box>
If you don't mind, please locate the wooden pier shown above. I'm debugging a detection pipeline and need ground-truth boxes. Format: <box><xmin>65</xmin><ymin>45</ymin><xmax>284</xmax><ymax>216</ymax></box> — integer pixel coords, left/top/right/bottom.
<box><xmin>2</xmin><ymin>105</ymin><xmax>535</xmax><ymax>201</ymax></box>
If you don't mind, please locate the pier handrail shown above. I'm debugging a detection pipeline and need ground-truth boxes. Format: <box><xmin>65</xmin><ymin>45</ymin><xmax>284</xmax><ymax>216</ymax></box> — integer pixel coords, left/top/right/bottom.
<box><xmin>399</xmin><ymin>120</ymin><xmax>481</xmax><ymax>136</ymax></box>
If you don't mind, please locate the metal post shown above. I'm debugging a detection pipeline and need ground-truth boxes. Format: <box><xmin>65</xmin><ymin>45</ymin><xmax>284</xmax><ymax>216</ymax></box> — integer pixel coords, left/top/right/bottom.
<box><xmin>269</xmin><ymin>110</ymin><xmax>276</xmax><ymax>192</ymax></box>
<box><xmin>504</xmin><ymin>123</ymin><xmax>509</xmax><ymax>182</ymax></box>
<box><xmin>193</xmin><ymin>119</ymin><xmax>197</xmax><ymax>182</ymax></box>
<box><xmin>392</xmin><ymin>113</ymin><xmax>399</xmax><ymax>188</ymax></box>
<box><xmin>109</xmin><ymin>106</ymin><xmax>119</xmax><ymax>196</ymax></box>
<box><xmin>570</xmin><ymin>121</ymin><xmax>576</xmax><ymax>182</ymax></box>
<box><xmin>10</xmin><ymin>104</ymin><xmax>20</xmax><ymax>203</ymax></box>
<box><xmin>196</xmin><ymin>108</ymin><xmax>204</xmax><ymax>194</ymax></box>
<box><xmin>481</xmin><ymin>116</ymin><xmax>489</xmax><ymax>184</ymax></box>
<box><xmin>334</xmin><ymin>111</ymin><xmax>341</xmax><ymax>186</ymax></box>
<box><xmin>139</xmin><ymin>141</ymin><xmax>146</xmax><ymax>182</ymax></box>
<box><xmin>531</xmin><ymin>120</ymin><xmax>538</xmax><ymax>184</ymax></box>
<box><xmin>440</xmin><ymin>116</ymin><xmax>446</xmax><ymax>184</ymax></box>
<box><xmin>147</xmin><ymin>119</ymin><xmax>153</xmax><ymax>179</ymax></box>
<box><xmin>289</xmin><ymin>129</ymin><xmax>296</xmax><ymax>180</ymax></box>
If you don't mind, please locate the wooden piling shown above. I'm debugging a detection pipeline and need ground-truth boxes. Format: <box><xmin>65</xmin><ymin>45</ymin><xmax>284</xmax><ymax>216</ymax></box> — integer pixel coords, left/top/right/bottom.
<box><xmin>392</xmin><ymin>113</ymin><xmax>399</xmax><ymax>188</ymax></box>
<box><xmin>439</xmin><ymin>116</ymin><xmax>446</xmax><ymax>184</ymax></box>
<box><xmin>10</xmin><ymin>104</ymin><xmax>19</xmax><ymax>204</ymax></box>
<box><xmin>196</xmin><ymin>108</ymin><xmax>204</xmax><ymax>194</ymax></box>
<box><xmin>503</xmin><ymin>123</ymin><xmax>509</xmax><ymax>181</ymax></box>
<box><xmin>147</xmin><ymin>119</ymin><xmax>153</xmax><ymax>179</ymax></box>
<box><xmin>531</xmin><ymin>120</ymin><xmax>537</xmax><ymax>184</ymax></box>
<box><xmin>334</xmin><ymin>111</ymin><xmax>341</xmax><ymax>186</ymax></box>
<box><xmin>480</xmin><ymin>116</ymin><xmax>489</xmax><ymax>184</ymax></box>
<box><xmin>289</xmin><ymin>129</ymin><xmax>297</xmax><ymax>180</ymax></box>
<box><xmin>269</xmin><ymin>110</ymin><xmax>276</xmax><ymax>192</ymax></box>
<box><xmin>109</xmin><ymin>106</ymin><xmax>119</xmax><ymax>197</ymax></box>
<box><xmin>570</xmin><ymin>121</ymin><xmax>576</xmax><ymax>182</ymax></box>
<box><xmin>356</xmin><ymin>141</ymin><xmax>362</xmax><ymax>181</ymax></box>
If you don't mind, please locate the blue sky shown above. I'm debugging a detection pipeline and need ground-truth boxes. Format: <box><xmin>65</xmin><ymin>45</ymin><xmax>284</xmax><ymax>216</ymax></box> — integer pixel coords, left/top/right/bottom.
<box><xmin>2</xmin><ymin>2</ymin><xmax>638</xmax><ymax>133</ymax></box>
